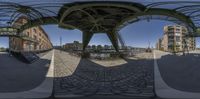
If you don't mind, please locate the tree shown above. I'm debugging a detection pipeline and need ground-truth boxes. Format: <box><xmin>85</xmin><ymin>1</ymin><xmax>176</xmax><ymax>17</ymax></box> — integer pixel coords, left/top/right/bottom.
<box><xmin>97</xmin><ymin>45</ymin><xmax>103</xmax><ymax>50</ymax></box>
<box><xmin>92</xmin><ymin>45</ymin><xmax>96</xmax><ymax>50</ymax></box>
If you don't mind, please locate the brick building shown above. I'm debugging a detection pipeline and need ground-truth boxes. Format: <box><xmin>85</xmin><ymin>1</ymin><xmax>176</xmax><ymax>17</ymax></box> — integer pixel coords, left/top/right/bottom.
<box><xmin>9</xmin><ymin>16</ymin><xmax>52</xmax><ymax>52</ymax></box>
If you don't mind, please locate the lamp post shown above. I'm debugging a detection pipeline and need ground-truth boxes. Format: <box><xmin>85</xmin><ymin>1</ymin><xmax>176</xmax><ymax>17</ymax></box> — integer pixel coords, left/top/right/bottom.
<box><xmin>60</xmin><ymin>36</ymin><xmax>62</xmax><ymax>53</ymax></box>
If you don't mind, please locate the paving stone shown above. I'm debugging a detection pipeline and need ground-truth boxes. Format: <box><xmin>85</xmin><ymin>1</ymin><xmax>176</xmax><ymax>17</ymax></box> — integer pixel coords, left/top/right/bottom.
<box><xmin>54</xmin><ymin>49</ymin><xmax>155</xmax><ymax>97</ymax></box>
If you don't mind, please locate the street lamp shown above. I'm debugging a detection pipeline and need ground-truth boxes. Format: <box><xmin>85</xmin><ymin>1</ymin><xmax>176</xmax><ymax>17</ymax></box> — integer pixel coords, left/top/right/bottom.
<box><xmin>60</xmin><ymin>36</ymin><xmax>62</xmax><ymax>53</ymax></box>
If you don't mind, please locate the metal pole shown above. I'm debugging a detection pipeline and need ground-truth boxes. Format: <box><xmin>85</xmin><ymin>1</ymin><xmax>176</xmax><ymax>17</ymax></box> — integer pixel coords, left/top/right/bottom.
<box><xmin>9</xmin><ymin>37</ymin><xmax>11</xmax><ymax>56</ymax></box>
<box><xmin>60</xmin><ymin>36</ymin><xmax>62</xmax><ymax>52</ymax></box>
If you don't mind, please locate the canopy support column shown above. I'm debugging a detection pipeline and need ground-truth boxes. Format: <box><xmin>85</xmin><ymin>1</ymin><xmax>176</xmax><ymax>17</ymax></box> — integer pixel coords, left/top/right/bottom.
<box><xmin>106</xmin><ymin>31</ymin><xmax>119</xmax><ymax>52</ymax></box>
<box><xmin>82</xmin><ymin>32</ymin><xmax>93</xmax><ymax>52</ymax></box>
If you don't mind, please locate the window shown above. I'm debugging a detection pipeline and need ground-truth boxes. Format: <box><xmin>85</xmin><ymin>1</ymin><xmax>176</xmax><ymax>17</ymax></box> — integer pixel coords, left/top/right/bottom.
<box><xmin>168</xmin><ymin>36</ymin><xmax>174</xmax><ymax>39</ymax></box>
<box><xmin>27</xmin><ymin>32</ymin><xmax>29</xmax><ymax>36</ymax></box>
<box><xmin>168</xmin><ymin>29</ymin><xmax>174</xmax><ymax>32</ymax></box>
<box><xmin>176</xmin><ymin>29</ymin><xmax>181</xmax><ymax>32</ymax></box>
<box><xmin>33</xmin><ymin>28</ymin><xmax>37</xmax><ymax>33</ymax></box>
<box><xmin>175</xmin><ymin>36</ymin><xmax>181</xmax><ymax>42</ymax></box>
<box><xmin>34</xmin><ymin>35</ymin><xmax>37</xmax><ymax>40</ymax></box>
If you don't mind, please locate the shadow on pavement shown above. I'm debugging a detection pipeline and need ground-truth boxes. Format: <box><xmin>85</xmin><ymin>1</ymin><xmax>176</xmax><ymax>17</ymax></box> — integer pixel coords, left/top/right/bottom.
<box><xmin>0</xmin><ymin>51</ymin><xmax>51</xmax><ymax>92</ymax></box>
<box><xmin>157</xmin><ymin>53</ymin><xmax>200</xmax><ymax>92</ymax></box>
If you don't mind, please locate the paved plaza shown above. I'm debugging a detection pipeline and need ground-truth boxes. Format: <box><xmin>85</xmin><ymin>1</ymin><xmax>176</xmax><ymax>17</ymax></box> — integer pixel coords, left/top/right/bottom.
<box><xmin>154</xmin><ymin>50</ymin><xmax>200</xmax><ymax>93</ymax></box>
<box><xmin>0</xmin><ymin>51</ymin><xmax>52</xmax><ymax>92</ymax></box>
<box><xmin>2</xmin><ymin>49</ymin><xmax>200</xmax><ymax>98</ymax></box>
<box><xmin>54</xmin><ymin>50</ymin><xmax>154</xmax><ymax>98</ymax></box>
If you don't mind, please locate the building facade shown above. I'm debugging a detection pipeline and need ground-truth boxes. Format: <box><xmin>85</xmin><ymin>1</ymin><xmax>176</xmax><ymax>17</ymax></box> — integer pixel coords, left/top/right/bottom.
<box><xmin>156</xmin><ymin>25</ymin><xmax>196</xmax><ymax>52</ymax></box>
<box><xmin>156</xmin><ymin>38</ymin><xmax>163</xmax><ymax>51</ymax></box>
<box><xmin>63</xmin><ymin>41</ymin><xmax>83</xmax><ymax>51</ymax></box>
<box><xmin>9</xmin><ymin>16</ymin><xmax>52</xmax><ymax>52</ymax></box>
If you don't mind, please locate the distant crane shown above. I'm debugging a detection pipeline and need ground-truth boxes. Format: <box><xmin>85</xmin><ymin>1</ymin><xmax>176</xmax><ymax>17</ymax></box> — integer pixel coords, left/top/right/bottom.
<box><xmin>60</xmin><ymin>36</ymin><xmax>62</xmax><ymax>53</ymax></box>
<box><xmin>146</xmin><ymin>41</ymin><xmax>152</xmax><ymax>53</ymax></box>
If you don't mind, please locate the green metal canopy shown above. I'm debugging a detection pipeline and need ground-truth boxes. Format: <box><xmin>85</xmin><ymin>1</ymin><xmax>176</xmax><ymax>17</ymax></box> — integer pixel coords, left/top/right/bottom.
<box><xmin>1</xmin><ymin>1</ymin><xmax>200</xmax><ymax>52</ymax></box>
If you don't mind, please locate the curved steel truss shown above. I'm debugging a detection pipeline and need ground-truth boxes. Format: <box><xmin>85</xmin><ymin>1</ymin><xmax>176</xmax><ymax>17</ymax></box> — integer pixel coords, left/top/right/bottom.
<box><xmin>0</xmin><ymin>1</ymin><xmax>62</xmax><ymax>27</ymax></box>
<box><xmin>1</xmin><ymin>0</ymin><xmax>200</xmax><ymax>51</ymax></box>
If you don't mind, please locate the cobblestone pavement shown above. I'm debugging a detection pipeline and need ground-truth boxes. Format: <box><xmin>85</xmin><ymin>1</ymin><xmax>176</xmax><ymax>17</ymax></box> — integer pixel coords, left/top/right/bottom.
<box><xmin>54</xmin><ymin>50</ymin><xmax>154</xmax><ymax>97</ymax></box>
<box><xmin>0</xmin><ymin>51</ymin><xmax>52</xmax><ymax>92</ymax></box>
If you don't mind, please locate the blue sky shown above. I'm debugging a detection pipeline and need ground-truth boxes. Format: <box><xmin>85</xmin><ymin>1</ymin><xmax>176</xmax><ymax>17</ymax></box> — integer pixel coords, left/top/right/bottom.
<box><xmin>40</xmin><ymin>20</ymin><xmax>200</xmax><ymax>48</ymax></box>
<box><xmin>1</xmin><ymin>20</ymin><xmax>200</xmax><ymax>48</ymax></box>
<box><xmin>41</xmin><ymin>20</ymin><xmax>174</xmax><ymax>48</ymax></box>
<box><xmin>0</xmin><ymin>0</ymin><xmax>200</xmax><ymax>48</ymax></box>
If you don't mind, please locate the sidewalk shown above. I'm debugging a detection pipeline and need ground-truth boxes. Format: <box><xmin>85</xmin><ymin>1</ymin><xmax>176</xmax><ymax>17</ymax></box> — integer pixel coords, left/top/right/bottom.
<box><xmin>154</xmin><ymin>50</ymin><xmax>200</xmax><ymax>99</ymax></box>
<box><xmin>0</xmin><ymin>50</ymin><xmax>54</xmax><ymax>99</ymax></box>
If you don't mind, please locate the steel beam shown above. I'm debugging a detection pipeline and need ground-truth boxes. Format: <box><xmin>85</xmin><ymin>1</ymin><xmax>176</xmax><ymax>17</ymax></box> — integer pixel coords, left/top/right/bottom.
<box><xmin>82</xmin><ymin>32</ymin><xmax>94</xmax><ymax>52</ymax></box>
<box><xmin>114</xmin><ymin>8</ymin><xmax>196</xmax><ymax>33</ymax></box>
<box><xmin>19</xmin><ymin>16</ymin><xmax>58</xmax><ymax>32</ymax></box>
<box><xmin>106</xmin><ymin>31</ymin><xmax>119</xmax><ymax>52</ymax></box>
